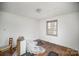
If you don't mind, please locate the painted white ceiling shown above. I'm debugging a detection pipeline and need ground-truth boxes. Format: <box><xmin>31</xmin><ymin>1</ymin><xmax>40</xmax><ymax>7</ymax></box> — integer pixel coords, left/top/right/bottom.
<box><xmin>0</xmin><ymin>2</ymin><xmax>79</xmax><ymax>19</ymax></box>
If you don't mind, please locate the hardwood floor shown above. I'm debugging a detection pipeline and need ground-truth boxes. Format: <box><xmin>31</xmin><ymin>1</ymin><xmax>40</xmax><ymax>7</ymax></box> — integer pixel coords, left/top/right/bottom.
<box><xmin>35</xmin><ymin>39</ymin><xmax>79</xmax><ymax>56</ymax></box>
<box><xmin>0</xmin><ymin>47</ymin><xmax>16</xmax><ymax>56</ymax></box>
<box><xmin>1</xmin><ymin>40</ymin><xmax>78</xmax><ymax>56</ymax></box>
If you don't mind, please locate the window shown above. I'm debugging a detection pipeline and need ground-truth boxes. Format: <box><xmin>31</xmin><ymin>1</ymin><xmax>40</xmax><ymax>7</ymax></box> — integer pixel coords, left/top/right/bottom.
<box><xmin>47</xmin><ymin>20</ymin><xmax>58</xmax><ymax>36</ymax></box>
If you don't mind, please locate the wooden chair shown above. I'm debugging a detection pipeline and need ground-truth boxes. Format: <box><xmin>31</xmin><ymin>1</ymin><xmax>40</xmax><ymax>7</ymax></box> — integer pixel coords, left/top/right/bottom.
<box><xmin>9</xmin><ymin>38</ymin><xmax>13</xmax><ymax>55</ymax></box>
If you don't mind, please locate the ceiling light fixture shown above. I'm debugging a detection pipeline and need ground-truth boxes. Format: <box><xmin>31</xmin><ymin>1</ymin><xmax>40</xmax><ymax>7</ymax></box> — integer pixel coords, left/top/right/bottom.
<box><xmin>36</xmin><ymin>8</ymin><xmax>42</xmax><ymax>13</ymax></box>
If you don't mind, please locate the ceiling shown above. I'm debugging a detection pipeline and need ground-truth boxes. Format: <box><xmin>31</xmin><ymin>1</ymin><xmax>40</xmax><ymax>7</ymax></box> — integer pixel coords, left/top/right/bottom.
<box><xmin>0</xmin><ymin>2</ymin><xmax>79</xmax><ymax>20</ymax></box>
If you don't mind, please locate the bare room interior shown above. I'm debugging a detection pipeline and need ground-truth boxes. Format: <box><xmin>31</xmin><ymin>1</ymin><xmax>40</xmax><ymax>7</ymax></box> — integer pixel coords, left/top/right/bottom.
<box><xmin>0</xmin><ymin>2</ymin><xmax>79</xmax><ymax>56</ymax></box>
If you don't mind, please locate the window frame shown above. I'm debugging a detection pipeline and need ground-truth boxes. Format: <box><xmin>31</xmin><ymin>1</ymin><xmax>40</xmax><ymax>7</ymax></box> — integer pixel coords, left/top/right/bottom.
<box><xmin>46</xmin><ymin>20</ymin><xmax>58</xmax><ymax>36</ymax></box>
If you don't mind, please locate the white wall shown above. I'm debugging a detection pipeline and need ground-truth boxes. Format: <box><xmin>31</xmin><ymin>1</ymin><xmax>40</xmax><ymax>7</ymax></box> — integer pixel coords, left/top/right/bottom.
<box><xmin>40</xmin><ymin>12</ymin><xmax>79</xmax><ymax>51</ymax></box>
<box><xmin>0</xmin><ymin>10</ymin><xmax>79</xmax><ymax>54</ymax></box>
<box><xmin>0</xmin><ymin>11</ymin><xmax>40</xmax><ymax>54</ymax></box>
